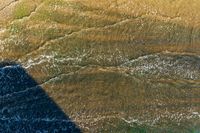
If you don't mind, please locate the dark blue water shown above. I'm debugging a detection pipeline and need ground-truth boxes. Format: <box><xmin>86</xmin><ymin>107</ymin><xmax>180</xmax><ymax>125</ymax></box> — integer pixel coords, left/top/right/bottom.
<box><xmin>0</xmin><ymin>62</ymin><xmax>81</xmax><ymax>133</ymax></box>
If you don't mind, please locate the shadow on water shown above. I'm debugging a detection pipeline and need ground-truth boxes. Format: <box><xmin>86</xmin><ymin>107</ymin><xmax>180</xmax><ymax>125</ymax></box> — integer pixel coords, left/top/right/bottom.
<box><xmin>0</xmin><ymin>61</ymin><xmax>81</xmax><ymax>133</ymax></box>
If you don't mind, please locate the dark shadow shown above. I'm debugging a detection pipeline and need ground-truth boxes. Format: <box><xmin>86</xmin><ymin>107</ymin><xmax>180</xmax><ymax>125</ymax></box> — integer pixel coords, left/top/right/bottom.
<box><xmin>0</xmin><ymin>61</ymin><xmax>81</xmax><ymax>133</ymax></box>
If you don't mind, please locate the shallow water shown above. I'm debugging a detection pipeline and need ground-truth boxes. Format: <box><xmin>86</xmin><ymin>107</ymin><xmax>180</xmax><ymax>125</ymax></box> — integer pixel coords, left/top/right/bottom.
<box><xmin>0</xmin><ymin>0</ymin><xmax>200</xmax><ymax>132</ymax></box>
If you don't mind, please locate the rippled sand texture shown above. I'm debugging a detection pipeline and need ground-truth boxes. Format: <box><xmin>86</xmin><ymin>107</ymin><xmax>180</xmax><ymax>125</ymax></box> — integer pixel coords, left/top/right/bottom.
<box><xmin>0</xmin><ymin>0</ymin><xmax>200</xmax><ymax>132</ymax></box>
